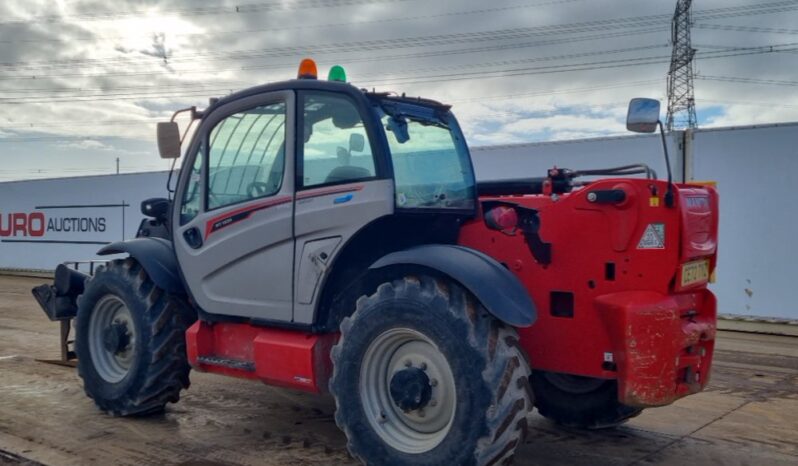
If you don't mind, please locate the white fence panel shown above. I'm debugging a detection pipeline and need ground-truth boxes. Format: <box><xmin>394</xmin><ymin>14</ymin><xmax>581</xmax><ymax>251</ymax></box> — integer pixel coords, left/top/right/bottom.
<box><xmin>691</xmin><ymin>123</ymin><xmax>798</xmax><ymax>319</ymax></box>
<box><xmin>0</xmin><ymin>171</ymin><xmax>170</xmax><ymax>270</ymax></box>
<box><xmin>470</xmin><ymin>133</ymin><xmax>681</xmax><ymax>183</ymax></box>
<box><xmin>2</xmin><ymin>122</ymin><xmax>796</xmax><ymax>319</ymax></box>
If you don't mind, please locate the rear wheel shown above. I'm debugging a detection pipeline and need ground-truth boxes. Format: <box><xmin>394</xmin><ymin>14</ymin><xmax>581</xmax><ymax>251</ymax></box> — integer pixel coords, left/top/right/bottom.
<box><xmin>75</xmin><ymin>258</ymin><xmax>195</xmax><ymax>416</ymax></box>
<box><xmin>330</xmin><ymin>276</ymin><xmax>532</xmax><ymax>466</ymax></box>
<box><xmin>531</xmin><ymin>370</ymin><xmax>642</xmax><ymax>429</ymax></box>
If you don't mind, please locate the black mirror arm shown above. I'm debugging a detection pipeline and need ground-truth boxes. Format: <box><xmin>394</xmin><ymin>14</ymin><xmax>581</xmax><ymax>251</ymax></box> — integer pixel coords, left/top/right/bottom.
<box><xmin>657</xmin><ymin>120</ymin><xmax>675</xmax><ymax>208</ymax></box>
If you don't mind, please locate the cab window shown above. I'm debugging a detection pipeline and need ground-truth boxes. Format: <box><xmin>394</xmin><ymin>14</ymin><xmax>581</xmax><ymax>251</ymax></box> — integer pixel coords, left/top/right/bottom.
<box><xmin>379</xmin><ymin>105</ymin><xmax>475</xmax><ymax>211</ymax></box>
<box><xmin>179</xmin><ymin>150</ymin><xmax>203</xmax><ymax>225</ymax></box>
<box><xmin>300</xmin><ymin>93</ymin><xmax>375</xmax><ymax>188</ymax></box>
<box><xmin>206</xmin><ymin>102</ymin><xmax>286</xmax><ymax>210</ymax></box>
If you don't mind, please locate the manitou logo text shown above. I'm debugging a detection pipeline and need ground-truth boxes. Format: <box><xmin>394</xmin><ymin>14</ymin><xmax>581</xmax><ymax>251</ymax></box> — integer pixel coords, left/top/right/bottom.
<box><xmin>0</xmin><ymin>212</ymin><xmax>106</xmax><ymax>237</ymax></box>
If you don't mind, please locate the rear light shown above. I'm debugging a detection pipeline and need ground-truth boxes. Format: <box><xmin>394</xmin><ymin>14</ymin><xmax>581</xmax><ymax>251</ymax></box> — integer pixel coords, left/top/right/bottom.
<box><xmin>485</xmin><ymin>206</ymin><xmax>518</xmax><ymax>232</ymax></box>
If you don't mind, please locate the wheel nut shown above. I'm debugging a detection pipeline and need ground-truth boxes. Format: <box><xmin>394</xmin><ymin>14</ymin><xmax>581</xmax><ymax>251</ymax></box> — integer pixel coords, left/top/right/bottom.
<box><xmin>420</xmin><ymin>362</ymin><xmax>427</xmax><ymax>370</ymax></box>
<box><xmin>404</xmin><ymin>359</ymin><xmax>412</xmax><ymax>367</ymax></box>
<box><xmin>430</xmin><ymin>379</ymin><xmax>438</xmax><ymax>387</ymax></box>
<box><xmin>378</xmin><ymin>412</ymin><xmax>387</xmax><ymax>423</ymax></box>
<box><xmin>418</xmin><ymin>409</ymin><xmax>425</xmax><ymax>418</ymax></box>
<box><xmin>429</xmin><ymin>399</ymin><xmax>438</xmax><ymax>407</ymax></box>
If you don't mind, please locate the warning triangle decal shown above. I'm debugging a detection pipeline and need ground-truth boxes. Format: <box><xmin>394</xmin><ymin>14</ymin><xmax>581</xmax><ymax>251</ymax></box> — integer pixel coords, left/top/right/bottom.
<box><xmin>637</xmin><ymin>223</ymin><xmax>665</xmax><ymax>249</ymax></box>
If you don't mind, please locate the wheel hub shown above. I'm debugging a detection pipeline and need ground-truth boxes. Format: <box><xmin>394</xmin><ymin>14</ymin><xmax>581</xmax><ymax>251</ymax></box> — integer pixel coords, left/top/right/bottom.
<box><xmin>88</xmin><ymin>295</ymin><xmax>136</xmax><ymax>383</ymax></box>
<box><xmin>102</xmin><ymin>322</ymin><xmax>131</xmax><ymax>354</ymax></box>
<box><xmin>359</xmin><ymin>327</ymin><xmax>457</xmax><ymax>454</ymax></box>
<box><xmin>389</xmin><ymin>367</ymin><xmax>432</xmax><ymax>412</ymax></box>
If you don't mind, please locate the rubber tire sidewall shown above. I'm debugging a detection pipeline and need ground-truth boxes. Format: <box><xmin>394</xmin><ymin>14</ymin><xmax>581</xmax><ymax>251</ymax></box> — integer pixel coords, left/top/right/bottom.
<box><xmin>75</xmin><ymin>265</ymin><xmax>155</xmax><ymax>413</ymax></box>
<box><xmin>332</xmin><ymin>290</ymin><xmax>494</xmax><ymax>466</ymax></box>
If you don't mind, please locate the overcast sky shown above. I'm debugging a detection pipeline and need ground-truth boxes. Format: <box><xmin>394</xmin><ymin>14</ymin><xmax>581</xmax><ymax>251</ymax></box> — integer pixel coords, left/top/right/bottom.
<box><xmin>0</xmin><ymin>0</ymin><xmax>797</xmax><ymax>181</ymax></box>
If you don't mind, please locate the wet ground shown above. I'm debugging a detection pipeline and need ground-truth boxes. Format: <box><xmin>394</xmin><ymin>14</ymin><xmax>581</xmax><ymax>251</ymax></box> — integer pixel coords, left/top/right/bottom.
<box><xmin>0</xmin><ymin>275</ymin><xmax>796</xmax><ymax>465</ymax></box>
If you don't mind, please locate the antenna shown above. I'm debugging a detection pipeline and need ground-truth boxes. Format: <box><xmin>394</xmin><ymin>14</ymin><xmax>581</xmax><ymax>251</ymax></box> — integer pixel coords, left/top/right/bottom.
<box><xmin>666</xmin><ymin>0</ymin><xmax>697</xmax><ymax>131</ymax></box>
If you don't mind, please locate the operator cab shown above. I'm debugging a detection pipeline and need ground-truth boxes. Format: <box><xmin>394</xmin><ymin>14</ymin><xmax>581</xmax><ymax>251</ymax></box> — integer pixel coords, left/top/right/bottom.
<box><xmin>156</xmin><ymin>60</ymin><xmax>477</xmax><ymax>327</ymax></box>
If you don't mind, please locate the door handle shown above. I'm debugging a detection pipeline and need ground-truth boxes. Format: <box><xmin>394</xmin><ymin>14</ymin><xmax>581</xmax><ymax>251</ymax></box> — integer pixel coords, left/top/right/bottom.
<box><xmin>183</xmin><ymin>227</ymin><xmax>203</xmax><ymax>249</ymax></box>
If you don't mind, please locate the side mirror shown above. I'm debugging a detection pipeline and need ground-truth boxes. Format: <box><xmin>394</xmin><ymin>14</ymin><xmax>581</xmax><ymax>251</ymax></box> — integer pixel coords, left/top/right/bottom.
<box><xmin>349</xmin><ymin>133</ymin><xmax>365</xmax><ymax>153</ymax></box>
<box><xmin>141</xmin><ymin>197</ymin><xmax>170</xmax><ymax>219</ymax></box>
<box><xmin>157</xmin><ymin>122</ymin><xmax>182</xmax><ymax>159</ymax></box>
<box><xmin>386</xmin><ymin>115</ymin><xmax>410</xmax><ymax>144</ymax></box>
<box><xmin>626</xmin><ymin>98</ymin><xmax>661</xmax><ymax>133</ymax></box>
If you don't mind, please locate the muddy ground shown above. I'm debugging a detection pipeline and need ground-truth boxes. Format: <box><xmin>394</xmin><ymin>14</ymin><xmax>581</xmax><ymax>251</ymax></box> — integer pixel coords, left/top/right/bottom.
<box><xmin>0</xmin><ymin>274</ymin><xmax>796</xmax><ymax>465</ymax></box>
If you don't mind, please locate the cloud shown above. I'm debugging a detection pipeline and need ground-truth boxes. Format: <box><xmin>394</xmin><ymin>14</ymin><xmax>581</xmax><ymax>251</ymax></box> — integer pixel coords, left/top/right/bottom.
<box><xmin>0</xmin><ymin>0</ymin><xmax>796</xmax><ymax>180</ymax></box>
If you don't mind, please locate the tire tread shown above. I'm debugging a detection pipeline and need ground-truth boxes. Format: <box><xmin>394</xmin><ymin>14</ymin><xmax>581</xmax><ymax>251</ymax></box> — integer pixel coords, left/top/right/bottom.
<box><xmin>330</xmin><ymin>276</ymin><xmax>532</xmax><ymax>466</ymax></box>
<box><xmin>76</xmin><ymin>259</ymin><xmax>194</xmax><ymax>417</ymax></box>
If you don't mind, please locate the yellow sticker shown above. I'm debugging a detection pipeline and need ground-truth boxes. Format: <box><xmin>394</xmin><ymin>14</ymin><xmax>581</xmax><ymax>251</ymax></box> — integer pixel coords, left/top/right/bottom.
<box><xmin>649</xmin><ymin>197</ymin><xmax>660</xmax><ymax>207</ymax></box>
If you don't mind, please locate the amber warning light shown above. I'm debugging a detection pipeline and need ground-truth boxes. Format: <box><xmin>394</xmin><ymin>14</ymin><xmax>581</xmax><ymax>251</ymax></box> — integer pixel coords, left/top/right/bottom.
<box><xmin>297</xmin><ymin>58</ymin><xmax>318</xmax><ymax>79</ymax></box>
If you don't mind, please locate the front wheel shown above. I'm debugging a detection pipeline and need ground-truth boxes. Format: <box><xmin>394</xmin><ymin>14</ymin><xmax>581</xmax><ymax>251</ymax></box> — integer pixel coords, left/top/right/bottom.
<box><xmin>531</xmin><ymin>370</ymin><xmax>642</xmax><ymax>429</ymax></box>
<box><xmin>330</xmin><ymin>276</ymin><xmax>532</xmax><ymax>466</ymax></box>
<box><xmin>75</xmin><ymin>258</ymin><xmax>195</xmax><ymax>416</ymax></box>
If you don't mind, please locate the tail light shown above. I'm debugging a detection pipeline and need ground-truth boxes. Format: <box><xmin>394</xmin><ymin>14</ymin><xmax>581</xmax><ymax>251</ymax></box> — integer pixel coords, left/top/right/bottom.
<box><xmin>485</xmin><ymin>206</ymin><xmax>518</xmax><ymax>233</ymax></box>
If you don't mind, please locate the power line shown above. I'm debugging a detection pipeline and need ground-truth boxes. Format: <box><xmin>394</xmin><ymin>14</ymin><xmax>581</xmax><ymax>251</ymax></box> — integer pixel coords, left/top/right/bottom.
<box><xmin>2</xmin><ymin>0</ymin><xmax>796</xmax><ymax>72</ymax></box>
<box><xmin>0</xmin><ymin>82</ymin><xmax>251</xmax><ymax>95</ymax></box>
<box><xmin>0</xmin><ymin>25</ymin><xmax>673</xmax><ymax>71</ymax></box>
<box><xmin>0</xmin><ymin>0</ymin><xmax>590</xmax><ymax>44</ymax></box>
<box><xmin>4</xmin><ymin>0</ymin><xmax>796</xmax><ymax>29</ymax></box>
<box><xmin>447</xmin><ymin>80</ymin><xmax>663</xmax><ymax>104</ymax></box>
<box><xmin>2</xmin><ymin>43</ymin><xmax>668</xmax><ymax>98</ymax></box>
<box><xmin>0</xmin><ymin>79</ymin><xmax>664</xmax><ymax>129</ymax></box>
<box><xmin>0</xmin><ymin>45</ymin><xmax>789</xmax><ymax>110</ymax></box>
<box><xmin>695</xmin><ymin>23</ymin><xmax>798</xmax><ymax>35</ymax></box>
<box><xmin>697</xmin><ymin>75</ymin><xmax>798</xmax><ymax>87</ymax></box>
<box><xmin>0</xmin><ymin>28</ymin><xmax>669</xmax><ymax>81</ymax></box>
<box><xmin>0</xmin><ymin>44</ymin><xmax>675</xmax><ymax>103</ymax></box>
<box><xmin>0</xmin><ymin>0</ymin><xmax>416</xmax><ymax>26</ymax></box>
<box><xmin>0</xmin><ymin>42</ymin><xmax>795</xmax><ymax>105</ymax></box>
<box><xmin>364</xmin><ymin>43</ymin><xmax>798</xmax><ymax>87</ymax></box>
<box><xmin>353</xmin><ymin>44</ymin><xmax>669</xmax><ymax>79</ymax></box>
<box><xmin>697</xmin><ymin>98</ymin><xmax>798</xmax><ymax>109</ymax></box>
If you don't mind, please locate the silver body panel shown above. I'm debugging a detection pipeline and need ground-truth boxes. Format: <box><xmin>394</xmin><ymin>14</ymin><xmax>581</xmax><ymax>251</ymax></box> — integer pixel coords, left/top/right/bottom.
<box><xmin>293</xmin><ymin>179</ymin><xmax>394</xmax><ymax>324</ymax></box>
<box><xmin>173</xmin><ymin>91</ymin><xmax>297</xmax><ymax>321</ymax></box>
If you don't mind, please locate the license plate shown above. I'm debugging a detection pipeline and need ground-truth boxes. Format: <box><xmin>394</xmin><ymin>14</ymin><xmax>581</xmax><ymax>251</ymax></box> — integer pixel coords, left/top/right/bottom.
<box><xmin>681</xmin><ymin>259</ymin><xmax>710</xmax><ymax>287</ymax></box>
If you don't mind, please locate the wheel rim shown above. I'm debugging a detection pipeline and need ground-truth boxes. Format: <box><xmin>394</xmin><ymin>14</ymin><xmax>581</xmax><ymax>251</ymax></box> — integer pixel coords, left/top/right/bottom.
<box><xmin>88</xmin><ymin>295</ymin><xmax>136</xmax><ymax>383</ymax></box>
<box><xmin>543</xmin><ymin>372</ymin><xmax>606</xmax><ymax>394</ymax></box>
<box><xmin>359</xmin><ymin>327</ymin><xmax>457</xmax><ymax>454</ymax></box>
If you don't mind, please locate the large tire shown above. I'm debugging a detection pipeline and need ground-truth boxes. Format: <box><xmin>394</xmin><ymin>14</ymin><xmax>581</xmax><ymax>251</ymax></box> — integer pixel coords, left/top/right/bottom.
<box><xmin>330</xmin><ymin>276</ymin><xmax>532</xmax><ymax>466</ymax></box>
<box><xmin>75</xmin><ymin>258</ymin><xmax>195</xmax><ymax>416</ymax></box>
<box><xmin>531</xmin><ymin>370</ymin><xmax>642</xmax><ymax>429</ymax></box>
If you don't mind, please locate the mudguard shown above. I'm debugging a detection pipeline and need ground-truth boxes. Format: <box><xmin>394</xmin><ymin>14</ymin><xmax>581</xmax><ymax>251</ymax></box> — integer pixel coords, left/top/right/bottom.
<box><xmin>370</xmin><ymin>244</ymin><xmax>536</xmax><ymax>327</ymax></box>
<box><xmin>98</xmin><ymin>238</ymin><xmax>185</xmax><ymax>295</ymax></box>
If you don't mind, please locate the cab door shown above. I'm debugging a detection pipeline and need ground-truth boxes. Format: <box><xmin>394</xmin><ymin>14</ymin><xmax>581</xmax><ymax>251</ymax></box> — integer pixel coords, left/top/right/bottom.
<box><xmin>172</xmin><ymin>91</ymin><xmax>296</xmax><ymax>321</ymax></box>
<box><xmin>292</xmin><ymin>91</ymin><xmax>394</xmax><ymax>324</ymax></box>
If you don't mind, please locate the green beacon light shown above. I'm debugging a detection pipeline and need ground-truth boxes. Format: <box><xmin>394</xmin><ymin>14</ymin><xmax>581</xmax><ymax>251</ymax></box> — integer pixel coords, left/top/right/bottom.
<box><xmin>328</xmin><ymin>65</ymin><xmax>347</xmax><ymax>83</ymax></box>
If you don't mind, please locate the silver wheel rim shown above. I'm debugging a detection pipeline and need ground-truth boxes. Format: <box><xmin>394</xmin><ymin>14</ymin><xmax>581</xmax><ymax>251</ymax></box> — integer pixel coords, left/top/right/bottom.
<box><xmin>88</xmin><ymin>295</ymin><xmax>136</xmax><ymax>383</ymax></box>
<box><xmin>359</xmin><ymin>328</ymin><xmax>457</xmax><ymax>454</ymax></box>
<box><xmin>544</xmin><ymin>372</ymin><xmax>605</xmax><ymax>394</ymax></box>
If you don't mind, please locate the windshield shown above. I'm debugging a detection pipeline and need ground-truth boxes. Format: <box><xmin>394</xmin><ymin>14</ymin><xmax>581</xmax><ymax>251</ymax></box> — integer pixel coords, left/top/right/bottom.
<box><xmin>379</xmin><ymin>101</ymin><xmax>476</xmax><ymax>211</ymax></box>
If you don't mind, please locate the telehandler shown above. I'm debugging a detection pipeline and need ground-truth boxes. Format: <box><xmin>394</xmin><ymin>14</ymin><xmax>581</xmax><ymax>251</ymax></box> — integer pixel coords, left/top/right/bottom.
<box><xmin>34</xmin><ymin>59</ymin><xmax>718</xmax><ymax>465</ymax></box>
